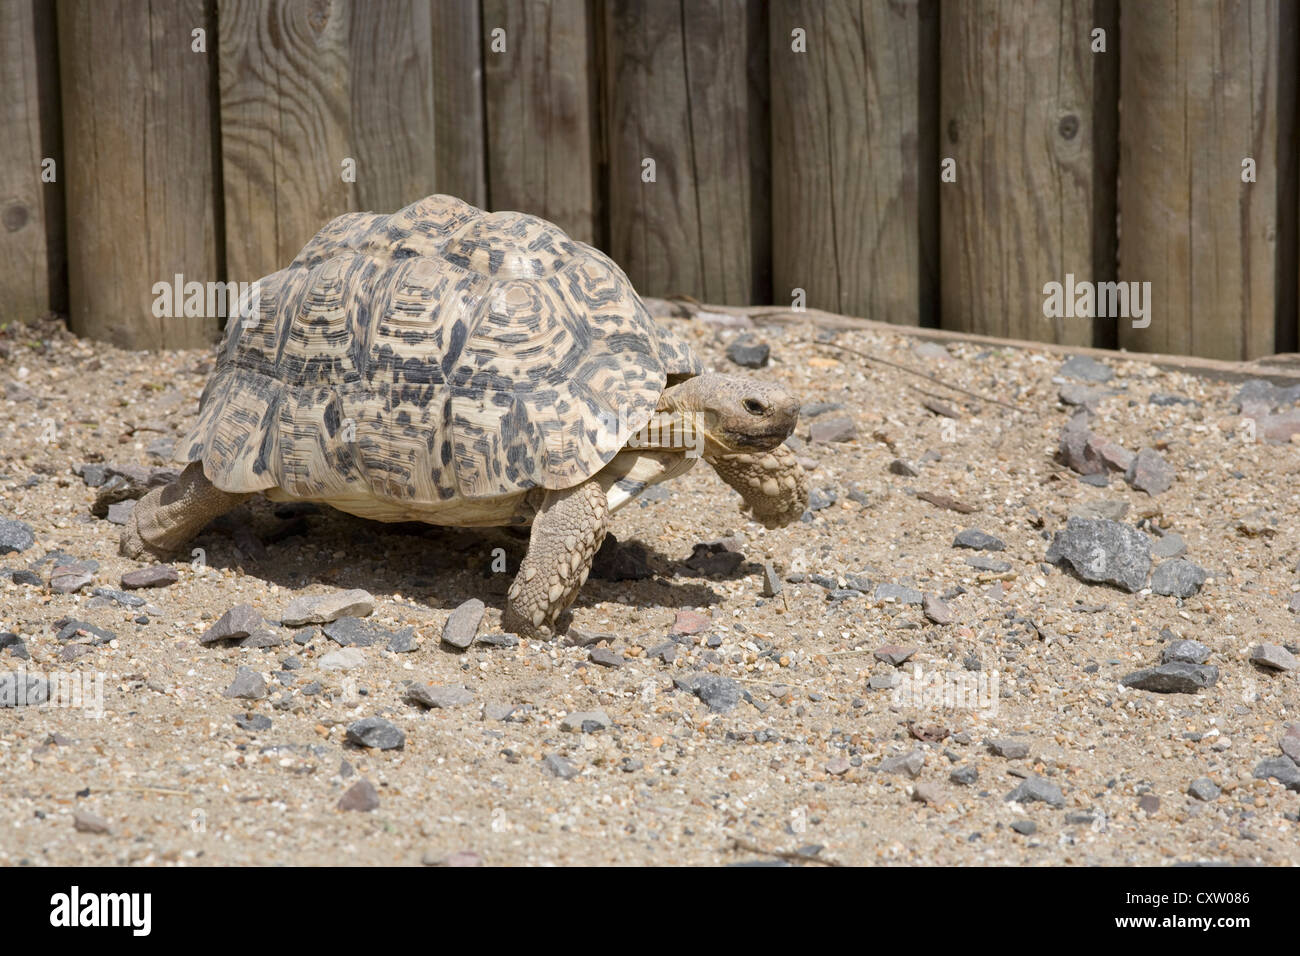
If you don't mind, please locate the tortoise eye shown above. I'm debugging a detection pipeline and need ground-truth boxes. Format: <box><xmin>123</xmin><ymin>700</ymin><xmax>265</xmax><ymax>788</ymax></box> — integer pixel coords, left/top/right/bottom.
<box><xmin>743</xmin><ymin>398</ymin><xmax>768</xmax><ymax>416</ymax></box>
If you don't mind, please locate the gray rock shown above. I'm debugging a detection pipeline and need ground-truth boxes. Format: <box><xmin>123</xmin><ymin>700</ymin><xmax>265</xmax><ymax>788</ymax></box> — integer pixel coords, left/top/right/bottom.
<box><xmin>1187</xmin><ymin>777</ymin><xmax>1220</xmax><ymax>801</ymax></box>
<box><xmin>105</xmin><ymin>501</ymin><xmax>135</xmax><ymax>525</ymax></box>
<box><xmin>1121</xmin><ymin>662</ymin><xmax>1219</xmax><ymax>693</ymax></box>
<box><xmin>1150</xmin><ymin>559</ymin><xmax>1207</xmax><ymax>598</ymax></box>
<box><xmin>120</xmin><ymin>565</ymin><xmax>178</xmax><ymax>589</ymax></box>
<box><xmin>874</xmin><ymin>582</ymin><xmax>923</xmax><ymax>605</ymax></box>
<box><xmin>561</xmin><ymin>710</ymin><xmax>612</xmax><ymax>733</ymax></box>
<box><xmin>1281</xmin><ymin>726</ymin><xmax>1300</xmax><ymax>763</ymax></box>
<box><xmin>441</xmin><ymin>598</ymin><xmax>485</xmax><ymax>649</ymax></box>
<box><xmin>405</xmin><ymin>684</ymin><xmax>474</xmax><ymax>709</ymax></box>
<box><xmin>1126</xmin><ymin>447</ymin><xmax>1174</xmax><ymax>495</ymax></box>
<box><xmin>90</xmin><ymin>465</ymin><xmax>178</xmax><ymax>517</ymax></box>
<box><xmin>953</xmin><ymin>529</ymin><xmax>1006</xmax><ymax>551</ymax></box>
<box><xmin>588</xmin><ymin>647</ymin><xmax>625</xmax><ymax>668</ymax></box>
<box><xmin>1152</xmin><ymin>533</ymin><xmax>1187</xmax><ymax>559</ymax></box>
<box><xmin>806</xmin><ymin>487</ymin><xmax>837</xmax><ymax>512</ymax></box>
<box><xmin>950</xmin><ymin>765</ymin><xmax>978</xmax><ymax>786</ymax></box>
<box><xmin>761</xmin><ymin>561</ymin><xmax>782</xmax><ymax>598</ymax></box>
<box><xmin>319</xmin><ymin>648</ymin><xmax>366</xmax><ymax>671</ymax></box>
<box><xmin>346</xmin><ymin>717</ymin><xmax>405</xmax><ymax>750</ymax></box>
<box><xmin>0</xmin><ymin>634</ymin><xmax>29</xmax><ymax>661</ymax></box>
<box><xmin>1150</xmin><ymin>393</ymin><xmax>1198</xmax><ymax>407</ymax></box>
<box><xmin>726</xmin><ymin>335</ymin><xmax>770</xmax><ymax>369</ymax></box>
<box><xmin>1059</xmin><ymin>355</ymin><xmax>1114</xmax><ymax>383</ymax></box>
<box><xmin>1005</xmin><ymin>777</ymin><xmax>1065</xmax><ymax>808</ymax></box>
<box><xmin>233</xmin><ymin>713</ymin><xmax>272</xmax><ymax>732</ymax></box>
<box><xmin>222</xmin><ymin>666</ymin><xmax>267</xmax><ymax>700</ymax></box>
<box><xmin>868</xmin><ymin>673</ymin><xmax>899</xmax><ymax>691</ymax></box>
<box><xmin>90</xmin><ymin>587</ymin><xmax>146</xmax><ymax>608</ymax></box>
<box><xmin>281</xmin><ymin>589</ymin><xmax>374</xmax><ymax>627</ymax></box>
<box><xmin>200</xmin><ymin>604</ymin><xmax>265</xmax><ymax>645</ymax></box>
<box><xmin>1249</xmin><ymin>643</ymin><xmax>1298</xmax><ymax>672</ymax></box>
<box><xmin>1010</xmin><ymin>820</ymin><xmax>1037</xmax><ymax>836</ymax></box>
<box><xmin>1252</xmin><ymin>756</ymin><xmax>1300</xmax><ymax>792</ymax></box>
<box><xmin>965</xmin><ymin>555</ymin><xmax>1012</xmax><ymax>573</ymax></box>
<box><xmin>1046</xmin><ymin>517</ymin><xmax>1151</xmax><ymax>592</ymax></box>
<box><xmin>874</xmin><ymin>644</ymin><xmax>916</xmax><ymax>666</ymax></box>
<box><xmin>338</xmin><ymin>779</ymin><xmax>380</xmax><ymax>812</ymax></box>
<box><xmin>888</xmin><ymin>458</ymin><xmax>920</xmax><ymax>477</ymax></box>
<box><xmin>808</xmin><ymin>415</ymin><xmax>856</xmax><ymax>444</ymax></box>
<box><xmin>1058</xmin><ymin>412</ymin><xmax>1104</xmax><ymax>475</ymax></box>
<box><xmin>386</xmin><ymin>627</ymin><xmax>416</xmax><ymax>653</ymax></box>
<box><xmin>674</xmin><ymin>674</ymin><xmax>742</xmax><ymax>713</ymax></box>
<box><xmin>543</xmin><ymin>754</ymin><xmax>579</xmax><ymax>779</ymax></box>
<box><xmin>477</xmin><ymin>632</ymin><xmax>519</xmax><ymax>649</ymax></box>
<box><xmin>922</xmin><ymin>594</ymin><xmax>953</xmax><ymax>625</ymax></box>
<box><xmin>878</xmin><ymin>750</ymin><xmax>925</xmax><ymax>778</ymax></box>
<box><xmin>0</xmin><ymin>519</ymin><xmax>35</xmax><ymax>555</ymax></box>
<box><xmin>55</xmin><ymin>619</ymin><xmax>115</xmax><ymax>644</ymax></box>
<box><xmin>49</xmin><ymin>565</ymin><xmax>93</xmax><ymax>594</ymax></box>
<box><xmin>6</xmin><ymin>568</ymin><xmax>41</xmax><ymax>587</ymax></box>
<box><xmin>323</xmin><ymin>616</ymin><xmax>382</xmax><ymax>647</ymax></box>
<box><xmin>73</xmin><ymin>810</ymin><xmax>112</xmax><ymax>834</ymax></box>
<box><xmin>1059</xmin><ymin>383</ymin><xmax>1112</xmax><ymax>408</ymax></box>
<box><xmin>1071</xmin><ymin>500</ymin><xmax>1129</xmax><ymax>522</ymax></box>
<box><xmin>987</xmin><ymin>738</ymin><xmax>1030</xmax><ymax>759</ymax></box>
<box><xmin>0</xmin><ymin>671</ymin><xmax>50</xmax><ymax>706</ymax></box>
<box><xmin>1161</xmin><ymin>639</ymin><xmax>1210</xmax><ymax>665</ymax></box>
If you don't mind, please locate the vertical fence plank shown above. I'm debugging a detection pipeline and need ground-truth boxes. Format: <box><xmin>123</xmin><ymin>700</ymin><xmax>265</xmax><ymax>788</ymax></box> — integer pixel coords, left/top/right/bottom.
<box><xmin>59</xmin><ymin>0</ymin><xmax>216</xmax><ymax>348</ymax></box>
<box><xmin>1120</xmin><ymin>0</ymin><xmax>1296</xmax><ymax>360</ymax></box>
<box><xmin>0</xmin><ymin>0</ymin><xmax>62</xmax><ymax>324</ymax></box>
<box><xmin>218</xmin><ymin>0</ymin><xmax>351</xmax><ymax>284</ymax></box>
<box><xmin>606</xmin><ymin>0</ymin><xmax>765</xmax><ymax>304</ymax></box>
<box><xmin>433</xmin><ymin>0</ymin><xmax>487</xmax><ymax>208</ymax></box>
<box><xmin>482</xmin><ymin>0</ymin><xmax>596</xmax><ymax>243</ymax></box>
<box><xmin>349</xmin><ymin>0</ymin><xmax>436</xmax><ymax>212</ymax></box>
<box><xmin>940</xmin><ymin>0</ymin><xmax>1116</xmax><ymax>347</ymax></box>
<box><xmin>770</xmin><ymin>0</ymin><xmax>936</xmax><ymax>323</ymax></box>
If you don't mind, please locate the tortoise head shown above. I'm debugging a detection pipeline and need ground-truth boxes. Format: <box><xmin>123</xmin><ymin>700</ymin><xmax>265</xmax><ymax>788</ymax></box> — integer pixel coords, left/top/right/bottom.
<box><xmin>659</xmin><ymin>373</ymin><xmax>800</xmax><ymax>455</ymax></box>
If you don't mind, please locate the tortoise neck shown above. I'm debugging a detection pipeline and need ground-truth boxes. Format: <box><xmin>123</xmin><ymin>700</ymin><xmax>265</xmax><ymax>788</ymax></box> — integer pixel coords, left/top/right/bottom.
<box><xmin>625</xmin><ymin>410</ymin><xmax>707</xmax><ymax>457</ymax></box>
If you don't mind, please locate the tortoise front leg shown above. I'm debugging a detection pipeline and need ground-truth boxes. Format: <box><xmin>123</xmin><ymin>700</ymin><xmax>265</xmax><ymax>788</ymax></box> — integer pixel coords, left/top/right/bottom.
<box><xmin>706</xmin><ymin>443</ymin><xmax>809</xmax><ymax>529</ymax></box>
<box><xmin>502</xmin><ymin>478</ymin><xmax>609</xmax><ymax>639</ymax></box>
<box><xmin>120</xmin><ymin>461</ymin><xmax>252</xmax><ymax>560</ymax></box>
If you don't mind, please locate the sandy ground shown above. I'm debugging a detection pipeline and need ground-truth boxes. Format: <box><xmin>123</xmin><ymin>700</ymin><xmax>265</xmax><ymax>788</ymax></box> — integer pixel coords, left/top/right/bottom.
<box><xmin>1</xmin><ymin>310</ymin><xmax>1298</xmax><ymax>867</ymax></box>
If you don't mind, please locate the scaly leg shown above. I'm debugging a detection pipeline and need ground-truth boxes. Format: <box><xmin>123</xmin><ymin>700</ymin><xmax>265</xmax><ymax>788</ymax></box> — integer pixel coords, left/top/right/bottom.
<box><xmin>707</xmin><ymin>443</ymin><xmax>809</xmax><ymax>529</ymax></box>
<box><xmin>120</xmin><ymin>461</ymin><xmax>252</xmax><ymax>560</ymax></box>
<box><xmin>502</xmin><ymin>479</ymin><xmax>608</xmax><ymax>638</ymax></box>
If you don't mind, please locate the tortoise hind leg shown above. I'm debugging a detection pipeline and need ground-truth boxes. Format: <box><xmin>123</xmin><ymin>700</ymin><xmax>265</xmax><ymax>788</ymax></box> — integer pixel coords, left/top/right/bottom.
<box><xmin>120</xmin><ymin>461</ymin><xmax>253</xmax><ymax>560</ymax></box>
<box><xmin>502</xmin><ymin>479</ymin><xmax>608</xmax><ymax>639</ymax></box>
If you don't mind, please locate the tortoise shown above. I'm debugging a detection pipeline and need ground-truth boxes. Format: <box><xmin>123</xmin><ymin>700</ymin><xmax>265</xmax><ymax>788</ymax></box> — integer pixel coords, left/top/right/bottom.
<box><xmin>121</xmin><ymin>195</ymin><xmax>808</xmax><ymax>636</ymax></box>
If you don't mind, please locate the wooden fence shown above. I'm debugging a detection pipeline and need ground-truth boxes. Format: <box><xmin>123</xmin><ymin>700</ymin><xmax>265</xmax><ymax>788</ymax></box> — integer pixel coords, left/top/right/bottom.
<box><xmin>1</xmin><ymin>0</ymin><xmax>1297</xmax><ymax>360</ymax></box>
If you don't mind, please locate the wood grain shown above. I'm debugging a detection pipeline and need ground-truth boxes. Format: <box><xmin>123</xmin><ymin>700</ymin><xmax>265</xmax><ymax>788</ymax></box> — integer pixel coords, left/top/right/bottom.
<box><xmin>940</xmin><ymin>0</ymin><xmax>1117</xmax><ymax>347</ymax></box>
<box><xmin>483</xmin><ymin>0</ymin><xmax>596</xmax><ymax>243</ymax></box>
<box><xmin>770</xmin><ymin>0</ymin><xmax>937</xmax><ymax>323</ymax></box>
<box><xmin>59</xmin><ymin>0</ymin><xmax>217</xmax><ymax>348</ymax></box>
<box><xmin>433</xmin><ymin>0</ymin><xmax>487</xmax><ymax>208</ymax></box>
<box><xmin>605</xmin><ymin>0</ymin><xmax>765</xmax><ymax>304</ymax></box>
<box><xmin>1119</xmin><ymin>0</ymin><xmax>1296</xmax><ymax>360</ymax></box>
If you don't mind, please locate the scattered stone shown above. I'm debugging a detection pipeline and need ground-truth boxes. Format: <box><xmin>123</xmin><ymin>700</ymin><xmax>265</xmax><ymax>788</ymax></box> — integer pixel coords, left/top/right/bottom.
<box><xmin>564</xmin><ymin>627</ymin><xmax>612</xmax><ymax>647</ymax></box>
<box><xmin>200</xmin><ymin>604</ymin><xmax>265</xmax><ymax>645</ymax></box>
<box><xmin>671</xmin><ymin>609</ymin><xmax>711</xmax><ymax>636</ymax></box>
<box><xmin>1162</xmin><ymin>640</ymin><xmax>1210</xmax><ymax>665</ymax></box>
<box><xmin>1005</xmin><ymin>778</ymin><xmax>1065</xmax><ymax>808</ymax></box>
<box><xmin>234</xmin><ymin>713</ymin><xmax>272</xmax><ymax>732</ymax></box>
<box><xmin>346</xmin><ymin>717</ymin><xmax>405</xmax><ymax>751</ymax></box>
<box><xmin>1058</xmin><ymin>412</ymin><xmax>1103</xmax><ymax>475</ymax></box>
<box><xmin>965</xmin><ymin>555</ymin><xmax>1012</xmax><ymax>573</ymax></box>
<box><xmin>1046</xmin><ymin>517</ymin><xmax>1151</xmax><ymax>592</ymax></box>
<box><xmin>950</xmin><ymin>765</ymin><xmax>978</xmax><ymax>786</ymax></box>
<box><xmin>1281</xmin><ymin>726</ymin><xmax>1300</xmax><ymax>763</ymax></box>
<box><xmin>1010</xmin><ymin>820</ymin><xmax>1037</xmax><ymax>836</ymax></box>
<box><xmin>588</xmin><ymin>647</ymin><xmax>625</xmax><ymax>668</ymax></box>
<box><xmin>337</xmin><ymin>779</ymin><xmax>380</xmax><ymax>812</ymax></box>
<box><xmin>73</xmin><ymin>810</ymin><xmax>111</xmax><ymax>834</ymax></box>
<box><xmin>1059</xmin><ymin>383</ymin><xmax>1111</xmax><ymax>408</ymax></box>
<box><xmin>808</xmin><ymin>415</ymin><xmax>856</xmax><ymax>444</ymax></box>
<box><xmin>1150</xmin><ymin>559</ymin><xmax>1207</xmax><ymax>598</ymax></box>
<box><xmin>0</xmin><ymin>634</ymin><xmax>29</xmax><ymax>660</ymax></box>
<box><xmin>953</xmin><ymin>529</ymin><xmax>1005</xmax><ymax>551</ymax></box>
<box><xmin>674</xmin><ymin>674</ymin><xmax>742</xmax><ymax>714</ymax></box>
<box><xmin>319</xmin><ymin>648</ymin><xmax>366</xmax><ymax>671</ymax></box>
<box><xmin>878</xmin><ymin>750</ymin><xmax>925</xmax><ymax>778</ymax></box>
<box><xmin>281</xmin><ymin>589</ymin><xmax>374</xmax><ymax>627</ymax></box>
<box><xmin>477</xmin><ymin>632</ymin><xmax>519</xmax><ymax>649</ymax></box>
<box><xmin>222</xmin><ymin>666</ymin><xmax>267</xmax><ymax>700</ymax></box>
<box><xmin>888</xmin><ymin>458</ymin><xmax>920</xmax><ymax>477</ymax></box>
<box><xmin>805</xmin><ymin>487</ymin><xmax>836</xmax><ymax>512</ymax></box>
<box><xmin>386</xmin><ymin>627</ymin><xmax>416</xmax><ymax>653</ymax></box>
<box><xmin>561</xmin><ymin>710</ymin><xmax>612</xmax><ymax>733</ymax></box>
<box><xmin>867</xmin><ymin>673</ymin><xmax>899</xmax><ymax>691</ymax></box>
<box><xmin>1150</xmin><ymin>393</ymin><xmax>1197</xmax><ymax>407</ymax></box>
<box><xmin>1059</xmin><ymin>355</ymin><xmax>1113</xmax><ymax>383</ymax></box>
<box><xmin>874</xmin><ymin>644</ymin><xmax>916</xmax><ymax>666</ymax></box>
<box><xmin>90</xmin><ymin>465</ymin><xmax>178</xmax><ymax>517</ymax></box>
<box><xmin>323</xmin><ymin>616</ymin><xmax>382</xmax><ymax>647</ymax></box>
<box><xmin>1138</xmin><ymin>794</ymin><xmax>1160</xmax><ymax>814</ymax></box>
<box><xmin>441</xmin><ymin>598</ymin><xmax>485</xmax><ymax>649</ymax></box>
<box><xmin>1071</xmin><ymin>500</ymin><xmax>1129</xmax><ymax>522</ymax></box>
<box><xmin>913</xmin><ymin>782</ymin><xmax>944</xmax><ymax>805</ymax></box>
<box><xmin>90</xmin><ymin>586</ymin><xmax>146</xmax><ymax>608</ymax></box>
<box><xmin>922</xmin><ymin>593</ymin><xmax>953</xmax><ymax>625</ymax></box>
<box><xmin>543</xmin><ymin>754</ymin><xmax>579</xmax><ymax>779</ymax></box>
<box><xmin>0</xmin><ymin>519</ymin><xmax>35</xmax><ymax>555</ymax></box>
<box><xmin>1126</xmin><ymin>447</ymin><xmax>1174</xmax><ymax>495</ymax></box>
<box><xmin>1249</xmin><ymin>643</ymin><xmax>1298</xmax><ymax>672</ymax></box>
<box><xmin>761</xmin><ymin>562</ymin><xmax>782</xmax><ymax>598</ymax></box>
<box><xmin>988</xmin><ymin>738</ymin><xmax>1030</xmax><ymax>759</ymax></box>
<box><xmin>105</xmin><ymin>501</ymin><xmax>135</xmax><ymax>525</ymax></box>
<box><xmin>725</xmin><ymin>335</ymin><xmax>770</xmax><ymax>368</ymax></box>
<box><xmin>49</xmin><ymin>565</ymin><xmax>93</xmax><ymax>594</ymax></box>
<box><xmin>590</xmin><ymin>533</ymin><xmax>653</xmax><ymax>580</ymax></box>
<box><xmin>922</xmin><ymin>398</ymin><xmax>961</xmax><ymax>420</ymax></box>
<box><xmin>405</xmin><ymin>684</ymin><xmax>474</xmax><ymax>709</ymax></box>
<box><xmin>915</xmin><ymin>490</ymin><xmax>977</xmax><ymax>514</ymax></box>
<box><xmin>1252</xmin><ymin>756</ymin><xmax>1300</xmax><ymax>792</ymax></box>
<box><xmin>1121</xmin><ymin>662</ymin><xmax>1219</xmax><ymax>693</ymax></box>
<box><xmin>1188</xmin><ymin>777</ymin><xmax>1220</xmax><ymax>802</ymax></box>
<box><xmin>874</xmin><ymin>583</ymin><xmax>923</xmax><ymax>605</ymax></box>
<box><xmin>120</xmin><ymin>565</ymin><xmax>178</xmax><ymax>589</ymax></box>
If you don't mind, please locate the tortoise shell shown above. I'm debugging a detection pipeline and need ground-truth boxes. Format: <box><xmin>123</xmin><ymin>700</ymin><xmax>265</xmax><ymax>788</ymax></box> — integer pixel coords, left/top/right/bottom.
<box><xmin>181</xmin><ymin>195</ymin><xmax>702</xmax><ymax>516</ymax></box>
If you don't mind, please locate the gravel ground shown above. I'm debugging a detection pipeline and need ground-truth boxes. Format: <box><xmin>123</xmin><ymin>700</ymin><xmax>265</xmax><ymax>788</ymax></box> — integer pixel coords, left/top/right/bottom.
<box><xmin>2</xmin><ymin>311</ymin><xmax>1298</xmax><ymax>867</ymax></box>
